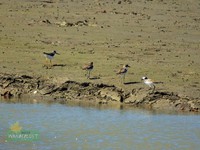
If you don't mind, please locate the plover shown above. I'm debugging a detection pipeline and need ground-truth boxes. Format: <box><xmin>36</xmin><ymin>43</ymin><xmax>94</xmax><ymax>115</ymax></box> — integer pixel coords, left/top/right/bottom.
<box><xmin>82</xmin><ymin>62</ymin><xmax>93</xmax><ymax>79</ymax></box>
<box><xmin>116</xmin><ymin>64</ymin><xmax>130</xmax><ymax>83</ymax></box>
<box><xmin>141</xmin><ymin>76</ymin><xmax>156</xmax><ymax>93</ymax></box>
<box><xmin>43</xmin><ymin>50</ymin><xmax>59</xmax><ymax>68</ymax></box>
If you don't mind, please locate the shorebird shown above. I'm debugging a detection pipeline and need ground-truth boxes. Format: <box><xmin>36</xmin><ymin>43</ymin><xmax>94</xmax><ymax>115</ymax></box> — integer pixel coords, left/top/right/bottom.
<box><xmin>141</xmin><ymin>76</ymin><xmax>156</xmax><ymax>93</ymax></box>
<box><xmin>43</xmin><ymin>50</ymin><xmax>59</xmax><ymax>68</ymax></box>
<box><xmin>82</xmin><ymin>62</ymin><xmax>94</xmax><ymax>79</ymax></box>
<box><xmin>116</xmin><ymin>64</ymin><xmax>130</xmax><ymax>83</ymax></box>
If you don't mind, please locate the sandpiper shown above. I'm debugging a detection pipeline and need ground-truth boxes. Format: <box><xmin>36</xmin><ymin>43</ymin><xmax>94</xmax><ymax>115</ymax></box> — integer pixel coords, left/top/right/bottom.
<box><xmin>116</xmin><ymin>64</ymin><xmax>130</xmax><ymax>83</ymax></box>
<box><xmin>141</xmin><ymin>76</ymin><xmax>156</xmax><ymax>93</ymax></box>
<box><xmin>82</xmin><ymin>62</ymin><xmax>94</xmax><ymax>79</ymax></box>
<box><xmin>43</xmin><ymin>50</ymin><xmax>59</xmax><ymax>68</ymax></box>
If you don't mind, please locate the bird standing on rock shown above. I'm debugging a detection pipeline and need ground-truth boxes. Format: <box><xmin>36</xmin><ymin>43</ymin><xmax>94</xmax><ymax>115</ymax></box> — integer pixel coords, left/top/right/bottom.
<box><xmin>116</xmin><ymin>64</ymin><xmax>130</xmax><ymax>84</ymax></box>
<box><xmin>43</xmin><ymin>50</ymin><xmax>60</xmax><ymax>68</ymax></box>
<box><xmin>141</xmin><ymin>76</ymin><xmax>156</xmax><ymax>93</ymax></box>
<box><xmin>82</xmin><ymin>62</ymin><xmax>94</xmax><ymax>79</ymax></box>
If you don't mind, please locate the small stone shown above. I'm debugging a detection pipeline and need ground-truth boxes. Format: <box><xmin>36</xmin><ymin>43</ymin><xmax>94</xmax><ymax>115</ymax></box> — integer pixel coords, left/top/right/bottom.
<box><xmin>33</xmin><ymin>91</ymin><xmax>37</xmax><ymax>94</ymax></box>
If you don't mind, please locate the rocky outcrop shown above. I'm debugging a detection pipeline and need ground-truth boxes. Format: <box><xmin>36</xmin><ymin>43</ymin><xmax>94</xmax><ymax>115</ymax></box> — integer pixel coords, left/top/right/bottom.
<box><xmin>0</xmin><ymin>73</ymin><xmax>199</xmax><ymax>112</ymax></box>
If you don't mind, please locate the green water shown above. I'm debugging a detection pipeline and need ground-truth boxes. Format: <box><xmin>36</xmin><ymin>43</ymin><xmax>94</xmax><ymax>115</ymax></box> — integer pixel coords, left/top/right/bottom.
<box><xmin>0</xmin><ymin>100</ymin><xmax>200</xmax><ymax>150</ymax></box>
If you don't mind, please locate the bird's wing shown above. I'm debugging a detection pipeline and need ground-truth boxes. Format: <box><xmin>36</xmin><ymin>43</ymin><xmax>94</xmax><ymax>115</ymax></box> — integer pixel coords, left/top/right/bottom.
<box><xmin>117</xmin><ymin>68</ymin><xmax>126</xmax><ymax>74</ymax></box>
<box><xmin>43</xmin><ymin>52</ymin><xmax>54</xmax><ymax>56</ymax></box>
<box><xmin>82</xmin><ymin>64</ymin><xmax>91</xmax><ymax>70</ymax></box>
<box><xmin>147</xmin><ymin>79</ymin><xmax>154</xmax><ymax>83</ymax></box>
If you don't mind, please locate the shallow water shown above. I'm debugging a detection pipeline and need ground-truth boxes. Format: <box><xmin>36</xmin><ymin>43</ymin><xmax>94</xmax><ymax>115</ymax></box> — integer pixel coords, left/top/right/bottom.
<box><xmin>0</xmin><ymin>100</ymin><xmax>200</xmax><ymax>150</ymax></box>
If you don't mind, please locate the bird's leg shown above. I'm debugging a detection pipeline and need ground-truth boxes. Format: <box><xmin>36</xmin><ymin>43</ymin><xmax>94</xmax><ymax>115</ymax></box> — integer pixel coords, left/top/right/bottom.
<box><xmin>152</xmin><ymin>85</ymin><xmax>156</xmax><ymax>93</ymax></box>
<box><xmin>44</xmin><ymin>58</ymin><xmax>49</xmax><ymax>68</ymax></box>
<box><xmin>86</xmin><ymin>70</ymin><xmax>89</xmax><ymax>79</ymax></box>
<box><xmin>88</xmin><ymin>70</ymin><xmax>91</xmax><ymax>79</ymax></box>
<box><xmin>47</xmin><ymin>60</ymin><xmax>50</xmax><ymax>69</ymax></box>
<box><xmin>86</xmin><ymin>70</ymin><xmax>91</xmax><ymax>79</ymax></box>
<box><xmin>123</xmin><ymin>74</ymin><xmax>125</xmax><ymax>84</ymax></box>
<box><xmin>49</xmin><ymin>59</ymin><xmax>52</xmax><ymax>68</ymax></box>
<box><xmin>45</xmin><ymin>58</ymin><xmax>48</xmax><ymax>66</ymax></box>
<box><xmin>120</xmin><ymin>75</ymin><xmax>122</xmax><ymax>84</ymax></box>
<box><xmin>120</xmin><ymin>74</ymin><xmax>124</xmax><ymax>84</ymax></box>
<box><xmin>84</xmin><ymin>70</ymin><xmax>87</xmax><ymax>77</ymax></box>
<box><xmin>149</xmin><ymin>85</ymin><xmax>155</xmax><ymax>94</ymax></box>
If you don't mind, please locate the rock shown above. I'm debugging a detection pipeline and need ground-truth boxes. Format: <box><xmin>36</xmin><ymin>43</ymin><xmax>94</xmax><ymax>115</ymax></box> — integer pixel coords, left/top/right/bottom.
<box><xmin>98</xmin><ymin>89</ymin><xmax>122</xmax><ymax>102</ymax></box>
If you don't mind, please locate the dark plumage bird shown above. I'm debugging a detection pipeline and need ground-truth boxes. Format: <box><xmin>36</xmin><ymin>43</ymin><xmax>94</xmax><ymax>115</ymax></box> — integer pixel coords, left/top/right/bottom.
<box><xmin>82</xmin><ymin>62</ymin><xmax>94</xmax><ymax>79</ymax></box>
<box><xmin>43</xmin><ymin>50</ymin><xmax>59</xmax><ymax>68</ymax></box>
<box><xmin>116</xmin><ymin>64</ymin><xmax>130</xmax><ymax>83</ymax></box>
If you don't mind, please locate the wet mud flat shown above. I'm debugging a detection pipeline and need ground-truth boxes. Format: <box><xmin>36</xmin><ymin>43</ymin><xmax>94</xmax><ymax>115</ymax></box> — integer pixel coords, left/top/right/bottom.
<box><xmin>0</xmin><ymin>73</ymin><xmax>199</xmax><ymax>112</ymax></box>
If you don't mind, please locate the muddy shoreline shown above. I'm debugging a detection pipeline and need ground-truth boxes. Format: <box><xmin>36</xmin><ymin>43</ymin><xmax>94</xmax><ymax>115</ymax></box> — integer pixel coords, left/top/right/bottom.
<box><xmin>0</xmin><ymin>0</ymin><xmax>200</xmax><ymax>112</ymax></box>
<box><xmin>0</xmin><ymin>73</ymin><xmax>199</xmax><ymax>112</ymax></box>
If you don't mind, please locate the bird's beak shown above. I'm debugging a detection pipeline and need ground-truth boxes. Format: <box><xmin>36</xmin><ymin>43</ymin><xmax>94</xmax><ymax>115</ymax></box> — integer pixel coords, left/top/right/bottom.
<box><xmin>56</xmin><ymin>52</ymin><xmax>60</xmax><ymax>55</ymax></box>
